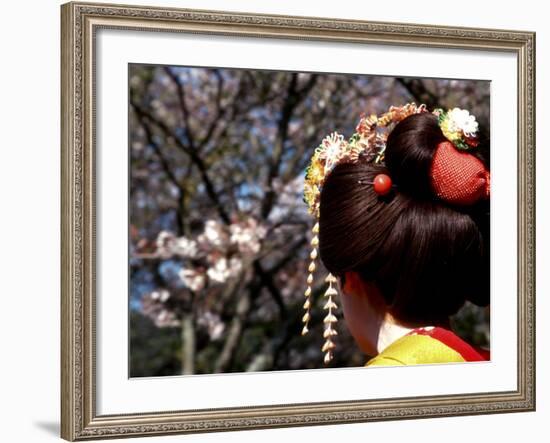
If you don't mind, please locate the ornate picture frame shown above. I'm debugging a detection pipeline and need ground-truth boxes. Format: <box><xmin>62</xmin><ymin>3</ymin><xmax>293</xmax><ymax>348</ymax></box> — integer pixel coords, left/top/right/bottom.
<box><xmin>61</xmin><ymin>1</ymin><xmax>535</xmax><ymax>440</ymax></box>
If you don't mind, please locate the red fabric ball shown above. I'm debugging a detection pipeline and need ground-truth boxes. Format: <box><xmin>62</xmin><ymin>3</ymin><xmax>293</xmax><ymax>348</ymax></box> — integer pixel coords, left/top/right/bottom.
<box><xmin>430</xmin><ymin>141</ymin><xmax>490</xmax><ymax>205</ymax></box>
<box><xmin>373</xmin><ymin>174</ymin><xmax>393</xmax><ymax>196</ymax></box>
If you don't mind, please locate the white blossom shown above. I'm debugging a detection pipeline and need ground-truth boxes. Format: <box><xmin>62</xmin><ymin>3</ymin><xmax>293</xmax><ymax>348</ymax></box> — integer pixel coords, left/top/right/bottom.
<box><xmin>207</xmin><ymin>257</ymin><xmax>231</xmax><ymax>283</ymax></box>
<box><xmin>229</xmin><ymin>218</ymin><xmax>266</xmax><ymax>255</ymax></box>
<box><xmin>198</xmin><ymin>220</ymin><xmax>228</xmax><ymax>248</ymax></box>
<box><xmin>447</xmin><ymin>108</ymin><xmax>479</xmax><ymax>137</ymax></box>
<box><xmin>150</xmin><ymin>289</ymin><xmax>170</xmax><ymax>303</ymax></box>
<box><xmin>210</xmin><ymin>323</ymin><xmax>225</xmax><ymax>341</ymax></box>
<box><xmin>197</xmin><ymin>311</ymin><xmax>225</xmax><ymax>341</ymax></box>
<box><xmin>155</xmin><ymin>309</ymin><xmax>180</xmax><ymax>328</ymax></box>
<box><xmin>179</xmin><ymin>268</ymin><xmax>206</xmax><ymax>292</ymax></box>
<box><xmin>155</xmin><ymin>231</ymin><xmax>200</xmax><ymax>259</ymax></box>
<box><xmin>141</xmin><ymin>290</ymin><xmax>179</xmax><ymax>328</ymax></box>
<box><xmin>228</xmin><ymin>257</ymin><xmax>243</xmax><ymax>275</ymax></box>
<box><xmin>207</xmin><ymin>257</ymin><xmax>242</xmax><ymax>283</ymax></box>
<box><xmin>155</xmin><ymin>230</ymin><xmax>177</xmax><ymax>259</ymax></box>
<box><xmin>173</xmin><ymin>237</ymin><xmax>198</xmax><ymax>258</ymax></box>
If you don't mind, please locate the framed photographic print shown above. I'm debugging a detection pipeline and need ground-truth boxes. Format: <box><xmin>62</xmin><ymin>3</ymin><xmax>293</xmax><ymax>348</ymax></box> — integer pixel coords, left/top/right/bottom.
<box><xmin>61</xmin><ymin>1</ymin><xmax>536</xmax><ymax>440</ymax></box>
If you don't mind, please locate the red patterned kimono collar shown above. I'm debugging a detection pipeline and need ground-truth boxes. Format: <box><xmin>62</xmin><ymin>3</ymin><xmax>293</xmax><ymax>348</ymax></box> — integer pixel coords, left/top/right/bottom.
<box><xmin>407</xmin><ymin>326</ymin><xmax>490</xmax><ymax>362</ymax></box>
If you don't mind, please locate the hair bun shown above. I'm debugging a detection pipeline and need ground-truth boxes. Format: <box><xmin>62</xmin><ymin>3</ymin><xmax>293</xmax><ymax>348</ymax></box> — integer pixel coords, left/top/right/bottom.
<box><xmin>384</xmin><ymin>112</ymin><xmax>446</xmax><ymax>200</ymax></box>
<box><xmin>384</xmin><ymin>111</ymin><xmax>490</xmax><ymax>208</ymax></box>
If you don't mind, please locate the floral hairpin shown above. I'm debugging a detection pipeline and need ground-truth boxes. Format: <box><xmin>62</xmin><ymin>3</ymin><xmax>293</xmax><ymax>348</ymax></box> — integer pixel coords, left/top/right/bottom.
<box><xmin>433</xmin><ymin>107</ymin><xmax>479</xmax><ymax>150</ymax></box>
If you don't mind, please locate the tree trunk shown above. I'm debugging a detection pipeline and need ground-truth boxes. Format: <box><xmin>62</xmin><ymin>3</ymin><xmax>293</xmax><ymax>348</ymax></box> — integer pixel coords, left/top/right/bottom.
<box><xmin>181</xmin><ymin>312</ymin><xmax>195</xmax><ymax>375</ymax></box>
<box><xmin>213</xmin><ymin>291</ymin><xmax>251</xmax><ymax>373</ymax></box>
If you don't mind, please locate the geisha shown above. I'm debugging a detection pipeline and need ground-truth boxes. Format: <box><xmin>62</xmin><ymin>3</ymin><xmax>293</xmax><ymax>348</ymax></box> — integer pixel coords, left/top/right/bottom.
<box><xmin>301</xmin><ymin>104</ymin><xmax>490</xmax><ymax>366</ymax></box>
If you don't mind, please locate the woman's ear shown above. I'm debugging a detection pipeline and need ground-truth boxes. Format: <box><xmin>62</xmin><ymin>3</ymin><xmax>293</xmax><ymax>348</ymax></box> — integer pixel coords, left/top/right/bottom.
<box><xmin>342</xmin><ymin>272</ymin><xmax>387</xmax><ymax>311</ymax></box>
<box><xmin>342</xmin><ymin>271</ymin><xmax>362</xmax><ymax>296</ymax></box>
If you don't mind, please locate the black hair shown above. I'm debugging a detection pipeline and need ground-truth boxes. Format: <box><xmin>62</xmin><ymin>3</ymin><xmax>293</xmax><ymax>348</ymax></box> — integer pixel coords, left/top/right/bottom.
<box><xmin>318</xmin><ymin>112</ymin><xmax>489</xmax><ymax>327</ymax></box>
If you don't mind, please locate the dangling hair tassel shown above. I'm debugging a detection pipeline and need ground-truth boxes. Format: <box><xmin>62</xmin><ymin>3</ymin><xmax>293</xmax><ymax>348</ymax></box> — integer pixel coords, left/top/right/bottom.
<box><xmin>322</xmin><ymin>272</ymin><xmax>339</xmax><ymax>363</ymax></box>
<box><xmin>302</xmin><ymin>221</ymin><xmax>319</xmax><ymax>336</ymax></box>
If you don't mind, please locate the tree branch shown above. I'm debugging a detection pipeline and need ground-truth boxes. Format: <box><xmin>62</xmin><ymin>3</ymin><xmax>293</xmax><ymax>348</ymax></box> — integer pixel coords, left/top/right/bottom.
<box><xmin>268</xmin><ymin>236</ymin><xmax>307</xmax><ymax>275</ymax></box>
<box><xmin>396</xmin><ymin>78</ymin><xmax>442</xmax><ymax>109</ymax></box>
<box><xmin>164</xmin><ymin>66</ymin><xmax>197</xmax><ymax>150</ymax></box>
<box><xmin>197</xmin><ymin>69</ymin><xmax>226</xmax><ymax>150</ymax></box>
<box><xmin>132</xmin><ymin>106</ymin><xmax>188</xmax><ymax>235</ymax></box>
<box><xmin>252</xmin><ymin>261</ymin><xmax>286</xmax><ymax>314</ymax></box>
<box><xmin>213</xmin><ymin>273</ymin><xmax>252</xmax><ymax>373</ymax></box>
<box><xmin>261</xmin><ymin>74</ymin><xmax>318</xmax><ymax>218</ymax></box>
<box><xmin>130</xmin><ymin>99</ymin><xmax>231</xmax><ymax>224</ymax></box>
<box><xmin>132</xmin><ymin>106</ymin><xmax>182</xmax><ymax>193</ymax></box>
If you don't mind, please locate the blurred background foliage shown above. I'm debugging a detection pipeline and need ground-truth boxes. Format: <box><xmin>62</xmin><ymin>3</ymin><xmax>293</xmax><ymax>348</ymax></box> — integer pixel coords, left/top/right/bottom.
<box><xmin>129</xmin><ymin>64</ymin><xmax>490</xmax><ymax>377</ymax></box>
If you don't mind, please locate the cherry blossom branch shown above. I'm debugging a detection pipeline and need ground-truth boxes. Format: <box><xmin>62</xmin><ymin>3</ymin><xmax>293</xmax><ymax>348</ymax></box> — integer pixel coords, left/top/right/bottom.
<box><xmin>163</xmin><ymin>66</ymin><xmax>196</xmax><ymax>149</ymax></box>
<box><xmin>261</xmin><ymin>73</ymin><xmax>318</xmax><ymax>218</ymax></box>
<box><xmin>132</xmin><ymin>106</ymin><xmax>188</xmax><ymax>235</ymax></box>
<box><xmin>197</xmin><ymin>69</ymin><xmax>226</xmax><ymax>150</ymax></box>
<box><xmin>130</xmin><ymin>98</ymin><xmax>231</xmax><ymax>224</ymax></box>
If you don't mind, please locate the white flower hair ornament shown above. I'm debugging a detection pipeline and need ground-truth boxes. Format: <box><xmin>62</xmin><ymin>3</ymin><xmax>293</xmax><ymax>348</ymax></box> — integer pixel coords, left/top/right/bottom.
<box><xmin>434</xmin><ymin>107</ymin><xmax>480</xmax><ymax>150</ymax></box>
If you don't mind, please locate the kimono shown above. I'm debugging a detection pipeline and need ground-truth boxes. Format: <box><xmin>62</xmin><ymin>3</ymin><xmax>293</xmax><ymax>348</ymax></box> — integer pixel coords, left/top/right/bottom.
<box><xmin>365</xmin><ymin>326</ymin><xmax>490</xmax><ymax>367</ymax></box>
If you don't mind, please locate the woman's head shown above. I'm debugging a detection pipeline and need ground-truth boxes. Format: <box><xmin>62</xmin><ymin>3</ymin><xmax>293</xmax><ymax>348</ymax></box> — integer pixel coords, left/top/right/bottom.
<box><xmin>317</xmin><ymin>112</ymin><xmax>490</xmax><ymax>328</ymax></box>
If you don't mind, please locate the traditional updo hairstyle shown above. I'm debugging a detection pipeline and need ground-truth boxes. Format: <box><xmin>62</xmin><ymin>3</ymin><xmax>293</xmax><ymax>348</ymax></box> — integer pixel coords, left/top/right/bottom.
<box><xmin>318</xmin><ymin>112</ymin><xmax>490</xmax><ymax>327</ymax></box>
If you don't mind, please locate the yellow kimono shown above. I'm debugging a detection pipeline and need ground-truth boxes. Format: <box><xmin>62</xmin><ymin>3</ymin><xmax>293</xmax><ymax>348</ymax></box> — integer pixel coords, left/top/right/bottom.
<box><xmin>366</xmin><ymin>326</ymin><xmax>490</xmax><ymax>367</ymax></box>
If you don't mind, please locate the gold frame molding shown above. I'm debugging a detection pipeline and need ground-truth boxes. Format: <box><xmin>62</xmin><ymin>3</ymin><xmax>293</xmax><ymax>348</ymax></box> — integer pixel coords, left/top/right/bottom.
<box><xmin>61</xmin><ymin>1</ymin><xmax>536</xmax><ymax>440</ymax></box>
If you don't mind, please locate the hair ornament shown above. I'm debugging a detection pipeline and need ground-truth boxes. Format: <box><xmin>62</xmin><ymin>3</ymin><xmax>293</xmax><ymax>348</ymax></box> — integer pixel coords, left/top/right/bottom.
<box><xmin>430</xmin><ymin>141</ymin><xmax>490</xmax><ymax>205</ymax></box>
<box><xmin>357</xmin><ymin>173</ymin><xmax>395</xmax><ymax>196</ymax></box>
<box><xmin>304</xmin><ymin>103</ymin><xmax>427</xmax><ymax>217</ymax></box>
<box><xmin>433</xmin><ymin>107</ymin><xmax>479</xmax><ymax>150</ymax></box>
<box><xmin>372</xmin><ymin>173</ymin><xmax>393</xmax><ymax>196</ymax></box>
<box><xmin>429</xmin><ymin>108</ymin><xmax>488</xmax><ymax>205</ymax></box>
<box><xmin>302</xmin><ymin>102</ymin><xmax>487</xmax><ymax>364</ymax></box>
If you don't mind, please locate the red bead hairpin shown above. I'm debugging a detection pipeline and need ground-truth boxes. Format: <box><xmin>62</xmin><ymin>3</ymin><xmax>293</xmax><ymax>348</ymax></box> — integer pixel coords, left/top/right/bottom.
<box><xmin>373</xmin><ymin>174</ymin><xmax>393</xmax><ymax>196</ymax></box>
<box><xmin>358</xmin><ymin>173</ymin><xmax>394</xmax><ymax>196</ymax></box>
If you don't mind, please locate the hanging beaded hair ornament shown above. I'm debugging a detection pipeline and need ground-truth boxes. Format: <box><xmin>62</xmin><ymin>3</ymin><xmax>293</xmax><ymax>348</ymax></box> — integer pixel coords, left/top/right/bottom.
<box><xmin>302</xmin><ymin>103</ymin><xmax>489</xmax><ymax>364</ymax></box>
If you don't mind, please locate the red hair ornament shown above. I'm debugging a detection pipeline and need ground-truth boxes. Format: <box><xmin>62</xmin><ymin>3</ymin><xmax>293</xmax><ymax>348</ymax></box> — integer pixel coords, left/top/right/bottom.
<box><xmin>430</xmin><ymin>141</ymin><xmax>490</xmax><ymax>205</ymax></box>
<box><xmin>373</xmin><ymin>174</ymin><xmax>393</xmax><ymax>196</ymax></box>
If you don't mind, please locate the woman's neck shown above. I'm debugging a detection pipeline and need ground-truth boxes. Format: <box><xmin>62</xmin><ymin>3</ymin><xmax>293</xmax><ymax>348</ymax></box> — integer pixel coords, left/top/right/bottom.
<box><xmin>376</xmin><ymin>320</ymin><xmax>415</xmax><ymax>354</ymax></box>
